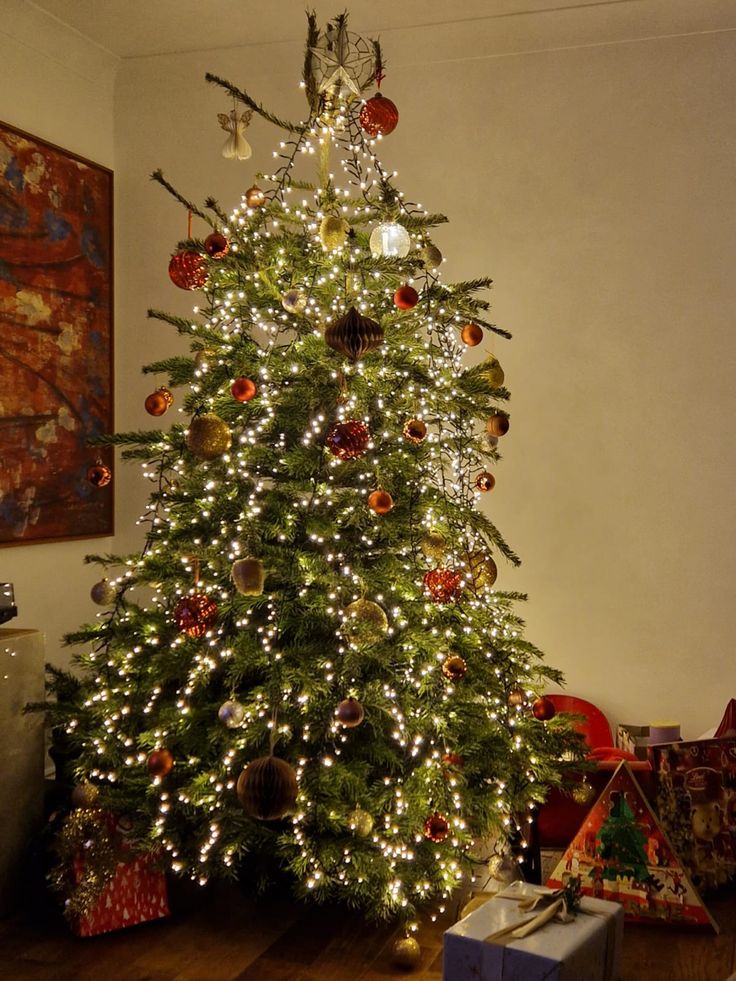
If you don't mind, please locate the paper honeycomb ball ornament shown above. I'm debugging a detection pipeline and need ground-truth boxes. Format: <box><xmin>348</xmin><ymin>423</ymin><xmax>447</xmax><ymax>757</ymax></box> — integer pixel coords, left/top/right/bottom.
<box><xmin>186</xmin><ymin>413</ymin><xmax>232</xmax><ymax>460</ymax></box>
<box><xmin>369</xmin><ymin>221</ymin><xmax>411</xmax><ymax>258</ymax></box>
<box><xmin>423</xmin><ymin>810</ymin><xmax>450</xmax><ymax>843</ymax></box>
<box><xmin>86</xmin><ymin>462</ymin><xmax>112</xmax><ymax>487</ymax></box>
<box><xmin>532</xmin><ymin>696</ymin><xmax>556</xmax><ymax>722</ymax></box>
<box><xmin>368</xmin><ymin>489</ymin><xmax>394</xmax><ymax>514</ymax></box>
<box><xmin>359</xmin><ymin>92</ymin><xmax>399</xmax><ymax>137</ymax></box>
<box><xmin>349</xmin><ymin>806</ymin><xmax>374</xmax><ymax>838</ymax></box>
<box><xmin>237</xmin><ymin>756</ymin><xmax>298</xmax><ymax>820</ymax></box>
<box><xmin>90</xmin><ymin>578</ymin><xmax>117</xmax><ymax>606</ymax></box>
<box><xmin>144</xmin><ymin>387</ymin><xmax>173</xmax><ymax>417</ymax></box>
<box><xmin>391</xmin><ymin>937</ymin><xmax>421</xmax><ymax>970</ymax></box>
<box><xmin>174</xmin><ymin>593</ymin><xmax>218</xmax><ymax>637</ymax></box>
<box><xmin>422</xmin><ymin>243</ymin><xmax>443</xmax><ymax>270</ymax></box>
<box><xmin>442</xmin><ymin>655</ymin><xmax>467</xmax><ymax>681</ymax></box>
<box><xmin>218</xmin><ymin>699</ymin><xmax>246</xmax><ymax>728</ymax></box>
<box><xmin>327</xmin><ymin>420</ymin><xmax>370</xmax><ymax>460</ymax></box>
<box><xmin>168</xmin><ymin>250</ymin><xmax>208</xmax><ymax>290</ymax></box>
<box><xmin>460</xmin><ymin>323</ymin><xmax>483</xmax><ymax>346</ymax></box>
<box><xmin>480</xmin><ymin>354</ymin><xmax>505</xmax><ymax>388</ymax></box>
<box><xmin>71</xmin><ymin>782</ymin><xmax>99</xmax><ymax>808</ymax></box>
<box><xmin>282</xmin><ymin>288</ymin><xmax>307</xmax><ymax>314</ymax></box>
<box><xmin>231</xmin><ymin>557</ymin><xmax>265</xmax><ymax>596</ymax></box>
<box><xmin>486</xmin><ymin>414</ymin><xmax>510</xmax><ymax>437</ymax></box>
<box><xmin>393</xmin><ymin>285</ymin><xmax>419</xmax><ymax>310</ymax></box>
<box><xmin>420</xmin><ymin>529</ymin><xmax>446</xmax><ymax>561</ymax></box>
<box><xmin>336</xmin><ymin>696</ymin><xmax>365</xmax><ymax>728</ymax></box>
<box><xmin>245</xmin><ymin>185</ymin><xmax>266</xmax><ymax>208</ymax></box>
<box><xmin>465</xmin><ymin>550</ymin><xmax>498</xmax><ymax>590</ymax></box>
<box><xmin>475</xmin><ymin>471</ymin><xmax>496</xmax><ymax>493</ymax></box>
<box><xmin>343</xmin><ymin>599</ymin><xmax>389</xmax><ymax>644</ymax></box>
<box><xmin>319</xmin><ymin>215</ymin><xmax>349</xmax><ymax>250</ymax></box>
<box><xmin>204</xmin><ymin>232</ymin><xmax>229</xmax><ymax>258</ymax></box>
<box><xmin>403</xmin><ymin>418</ymin><xmax>427</xmax><ymax>443</ymax></box>
<box><xmin>325</xmin><ymin>307</ymin><xmax>383</xmax><ymax>360</ymax></box>
<box><xmin>423</xmin><ymin>568</ymin><xmax>463</xmax><ymax>604</ymax></box>
<box><xmin>147</xmin><ymin>749</ymin><xmax>174</xmax><ymax>778</ymax></box>
<box><xmin>231</xmin><ymin>376</ymin><xmax>257</xmax><ymax>402</ymax></box>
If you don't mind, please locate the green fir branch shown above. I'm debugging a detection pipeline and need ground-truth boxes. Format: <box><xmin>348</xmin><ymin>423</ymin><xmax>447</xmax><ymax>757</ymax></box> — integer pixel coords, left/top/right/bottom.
<box><xmin>205</xmin><ymin>73</ymin><xmax>307</xmax><ymax>134</ymax></box>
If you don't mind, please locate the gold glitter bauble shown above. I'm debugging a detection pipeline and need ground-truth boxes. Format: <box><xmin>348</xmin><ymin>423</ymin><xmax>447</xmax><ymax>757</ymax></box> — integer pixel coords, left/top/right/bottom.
<box><xmin>343</xmin><ymin>599</ymin><xmax>389</xmax><ymax>644</ymax></box>
<box><xmin>479</xmin><ymin>354</ymin><xmax>505</xmax><ymax>388</ymax></box>
<box><xmin>186</xmin><ymin>413</ymin><xmax>232</xmax><ymax>460</ymax></box>
<box><xmin>319</xmin><ymin>215</ymin><xmax>349</xmax><ymax>250</ymax></box>
<box><xmin>420</xmin><ymin>529</ymin><xmax>446</xmax><ymax>562</ymax></box>
<box><xmin>348</xmin><ymin>806</ymin><xmax>374</xmax><ymax>838</ymax></box>
<box><xmin>572</xmin><ymin>780</ymin><xmax>596</xmax><ymax>805</ymax></box>
<box><xmin>465</xmin><ymin>550</ymin><xmax>498</xmax><ymax>589</ymax></box>
<box><xmin>391</xmin><ymin>936</ymin><xmax>421</xmax><ymax>970</ymax></box>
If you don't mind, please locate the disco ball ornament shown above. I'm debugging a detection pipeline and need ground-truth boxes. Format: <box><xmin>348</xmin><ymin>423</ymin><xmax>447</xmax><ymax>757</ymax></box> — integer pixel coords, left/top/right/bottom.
<box><xmin>245</xmin><ymin>185</ymin><xmax>266</xmax><ymax>208</ymax></box>
<box><xmin>218</xmin><ymin>699</ymin><xmax>246</xmax><ymax>729</ymax></box>
<box><xmin>282</xmin><ymin>288</ymin><xmax>307</xmax><ymax>314</ymax></box>
<box><xmin>204</xmin><ymin>232</ymin><xmax>229</xmax><ymax>258</ymax></box>
<box><xmin>231</xmin><ymin>557</ymin><xmax>265</xmax><ymax>596</ymax></box>
<box><xmin>423</xmin><ymin>568</ymin><xmax>462</xmax><ymax>604</ymax></box>
<box><xmin>391</xmin><ymin>937</ymin><xmax>421</xmax><ymax>970</ymax></box>
<box><xmin>460</xmin><ymin>323</ymin><xmax>483</xmax><ymax>346</ymax></box>
<box><xmin>86</xmin><ymin>462</ymin><xmax>112</xmax><ymax>487</ymax></box>
<box><xmin>475</xmin><ymin>471</ymin><xmax>496</xmax><ymax>493</ymax></box>
<box><xmin>532</xmin><ymin>696</ymin><xmax>557</xmax><ymax>722</ymax></box>
<box><xmin>319</xmin><ymin>215</ymin><xmax>349</xmax><ymax>250</ymax></box>
<box><xmin>326</xmin><ymin>420</ymin><xmax>370</xmax><ymax>460</ymax></box>
<box><xmin>422</xmin><ymin>243</ymin><xmax>443</xmax><ymax>270</ymax></box>
<box><xmin>324</xmin><ymin>307</ymin><xmax>383</xmax><ymax>360</ymax></box>
<box><xmin>90</xmin><ymin>578</ymin><xmax>117</xmax><ymax>606</ymax></box>
<box><xmin>348</xmin><ymin>806</ymin><xmax>374</xmax><ymax>838</ymax></box>
<box><xmin>403</xmin><ymin>418</ymin><xmax>427</xmax><ymax>443</ymax></box>
<box><xmin>174</xmin><ymin>593</ymin><xmax>218</xmax><ymax>637</ymax></box>
<box><xmin>343</xmin><ymin>598</ymin><xmax>389</xmax><ymax>644</ymax></box>
<box><xmin>335</xmin><ymin>696</ymin><xmax>365</xmax><ymax>728</ymax></box>
<box><xmin>367</xmin><ymin>489</ymin><xmax>394</xmax><ymax>514</ymax></box>
<box><xmin>369</xmin><ymin>221</ymin><xmax>411</xmax><ymax>258</ymax></box>
<box><xmin>168</xmin><ymin>250</ymin><xmax>208</xmax><ymax>290</ymax></box>
<box><xmin>231</xmin><ymin>376</ymin><xmax>257</xmax><ymax>402</ymax></box>
<box><xmin>144</xmin><ymin>387</ymin><xmax>173</xmax><ymax>417</ymax></box>
<box><xmin>236</xmin><ymin>756</ymin><xmax>298</xmax><ymax>820</ymax></box>
<box><xmin>423</xmin><ymin>810</ymin><xmax>450</xmax><ymax>843</ymax></box>
<box><xmin>359</xmin><ymin>92</ymin><xmax>399</xmax><ymax>137</ymax></box>
<box><xmin>393</xmin><ymin>285</ymin><xmax>418</xmax><ymax>310</ymax></box>
<box><xmin>186</xmin><ymin>413</ymin><xmax>232</xmax><ymax>460</ymax></box>
<box><xmin>147</xmin><ymin>749</ymin><xmax>174</xmax><ymax>778</ymax></box>
<box><xmin>420</xmin><ymin>529</ymin><xmax>446</xmax><ymax>562</ymax></box>
<box><xmin>486</xmin><ymin>414</ymin><xmax>510</xmax><ymax>437</ymax></box>
<box><xmin>442</xmin><ymin>655</ymin><xmax>467</xmax><ymax>681</ymax></box>
<box><xmin>465</xmin><ymin>550</ymin><xmax>498</xmax><ymax>590</ymax></box>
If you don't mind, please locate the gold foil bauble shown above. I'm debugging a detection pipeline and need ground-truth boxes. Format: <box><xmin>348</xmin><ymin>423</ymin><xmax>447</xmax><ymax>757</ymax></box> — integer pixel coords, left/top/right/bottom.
<box><xmin>367</xmin><ymin>489</ymin><xmax>394</xmax><ymax>514</ymax></box>
<box><xmin>403</xmin><ymin>419</ymin><xmax>427</xmax><ymax>443</ymax></box>
<box><xmin>218</xmin><ymin>699</ymin><xmax>246</xmax><ymax>728</ymax></box>
<box><xmin>465</xmin><ymin>550</ymin><xmax>498</xmax><ymax>590</ymax></box>
<box><xmin>231</xmin><ymin>558</ymin><xmax>265</xmax><ymax>596</ymax></box>
<box><xmin>236</xmin><ymin>756</ymin><xmax>298</xmax><ymax>820</ymax></box>
<box><xmin>336</xmin><ymin>697</ymin><xmax>365</xmax><ymax>728</ymax></box>
<box><xmin>423</xmin><ymin>811</ymin><xmax>450</xmax><ymax>843</ymax></box>
<box><xmin>475</xmin><ymin>471</ymin><xmax>496</xmax><ymax>493</ymax></box>
<box><xmin>349</xmin><ymin>806</ymin><xmax>374</xmax><ymax>837</ymax></box>
<box><xmin>423</xmin><ymin>568</ymin><xmax>463</xmax><ymax>604</ymax></box>
<box><xmin>174</xmin><ymin>593</ymin><xmax>218</xmax><ymax>637</ymax></box>
<box><xmin>327</xmin><ymin>420</ymin><xmax>371</xmax><ymax>460</ymax></box>
<box><xmin>422</xmin><ymin>243</ymin><xmax>443</xmax><ymax>270</ymax></box>
<box><xmin>420</xmin><ymin>529</ymin><xmax>446</xmax><ymax>561</ymax></box>
<box><xmin>486</xmin><ymin>414</ymin><xmax>510</xmax><ymax>437</ymax></box>
<box><xmin>324</xmin><ymin>307</ymin><xmax>384</xmax><ymax>361</ymax></box>
<box><xmin>442</xmin><ymin>655</ymin><xmax>467</xmax><ymax>681</ymax></box>
<box><xmin>461</xmin><ymin>323</ymin><xmax>483</xmax><ymax>346</ymax></box>
<box><xmin>319</xmin><ymin>215</ymin><xmax>349</xmax><ymax>250</ymax></box>
<box><xmin>572</xmin><ymin>779</ymin><xmax>596</xmax><ymax>805</ymax></box>
<box><xmin>282</xmin><ymin>288</ymin><xmax>307</xmax><ymax>314</ymax></box>
<box><xmin>245</xmin><ymin>185</ymin><xmax>266</xmax><ymax>208</ymax></box>
<box><xmin>343</xmin><ymin>599</ymin><xmax>389</xmax><ymax>644</ymax></box>
<box><xmin>480</xmin><ymin>354</ymin><xmax>505</xmax><ymax>388</ymax></box>
<box><xmin>532</xmin><ymin>696</ymin><xmax>557</xmax><ymax>721</ymax></box>
<box><xmin>147</xmin><ymin>749</ymin><xmax>174</xmax><ymax>777</ymax></box>
<box><xmin>391</xmin><ymin>936</ymin><xmax>421</xmax><ymax>970</ymax></box>
<box><xmin>186</xmin><ymin>413</ymin><xmax>232</xmax><ymax>460</ymax></box>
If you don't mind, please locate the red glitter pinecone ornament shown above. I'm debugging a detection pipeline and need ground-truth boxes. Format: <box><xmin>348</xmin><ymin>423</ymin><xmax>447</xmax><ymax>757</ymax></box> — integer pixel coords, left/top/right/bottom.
<box><xmin>174</xmin><ymin>593</ymin><xmax>218</xmax><ymax>638</ymax></box>
<box><xmin>327</xmin><ymin>420</ymin><xmax>371</xmax><ymax>460</ymax></box>
<box><xmin>423</xmin><ymin>811</ymin><xmax>450</xmax><ymax>843</ymax></box>
<box><xmin>423</xmin><ymin>568</ymin><xmax>463</xmax><ymax>604</ymax></box>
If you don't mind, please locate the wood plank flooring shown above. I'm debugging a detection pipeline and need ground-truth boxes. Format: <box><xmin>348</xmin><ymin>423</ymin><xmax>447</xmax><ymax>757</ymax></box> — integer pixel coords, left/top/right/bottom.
<box><xmin>0</xmin><ymin>881</ymin><xmax>734</xmax><ymax>980</ymax></box>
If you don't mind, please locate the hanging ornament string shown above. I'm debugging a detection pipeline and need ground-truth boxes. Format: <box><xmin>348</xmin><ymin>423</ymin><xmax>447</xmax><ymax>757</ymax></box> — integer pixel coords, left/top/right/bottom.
<box><xmin>187</xmin><ymin>209</ymin><xmax>193</xmax><ymax>241</ymax></box>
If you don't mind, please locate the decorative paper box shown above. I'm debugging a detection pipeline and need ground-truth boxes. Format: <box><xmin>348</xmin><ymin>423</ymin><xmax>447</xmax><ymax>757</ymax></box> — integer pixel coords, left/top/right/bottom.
<box><xmin>443</xmin><ymin>881</ymin><xmax>623</xmax><ymax>981</ymax></box>
<box><xmin>73</xmin><ymin>848</ymin><xmax>169</xmax><ymax>937</ymax></box>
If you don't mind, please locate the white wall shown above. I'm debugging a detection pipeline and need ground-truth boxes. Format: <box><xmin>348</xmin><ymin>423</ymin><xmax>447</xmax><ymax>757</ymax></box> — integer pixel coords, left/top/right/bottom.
<box><xmin>113</xmin><ymin>11</ymin><xmax>736</xmax><ymax>739</ymax></box>
<box><xmin>0</xmin><ymin>2</ymin><xmax>118</xmax><ymax>664</ymax></box>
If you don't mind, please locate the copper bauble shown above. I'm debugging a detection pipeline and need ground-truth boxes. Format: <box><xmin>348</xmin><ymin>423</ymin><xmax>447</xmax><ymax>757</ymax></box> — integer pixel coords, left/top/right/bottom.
<box><xmin>532</xmin><ymin>696</ymin><xmax>556</xmax><ymax>722</ymax></box>
<box><xmin>245</xmin><ymin>185</ymin><xmax>266</xmax><ymax>208</ymax></box>
<box><xmin>359</xmin><ymin>93</ymin><xmax>399</xmax><ymax>137</ymax></box>
<box><xmin>237</xmin><ymin>756</ymin><xmax>298</xmax><ymax>820</ymax></box>
<box><xmin>336</xmin><ymin>696</ymin><xmax>365</xmax><ymax>728</ymax></box>
<box><xmin>343</xmin><ymin>599</ymin><xmax>389</xmax><ymax>644</ymax></box>
<box><xmin>90</xmin><ymin>578</ymin><xmax>117</xmax><ymax>606</ymax></box>
<box><xmin>423</xmin><ymin>568</ymin><xmax>462</xmax><ymax>604</ymax></box>
<box><xmin>147</xmin><ymin>749</ymin><xmax>174</xmax><ymax>777</ymax></box>
<box><xmin>391</xmin><ymin>937</ymin><xmax>421</xmax><ymax>970</ymax></box>
<box><xmin>508</xmin><ymin>688</ymin><xmax>526</xmax><ymax>707</ymax></box>
<box><xmin>204</xmin><ymin>232</ymin><xmax>229</xmax><ymax>258</ymax></box>
<box><xmin>324</xmin><ymin>307</ymin><xmax>383</xmax><ymax>361</ymax></box>
<box><xmin>403</xmin><ymin>419</ymin><xmax>427</xmax><ymax>443</ymax></box>
<box><xmin>461</xmin><ymin>323</ymin><xmax>483</xmax><ymax>346</ymax></box>
<box><xmin>231</xmin><ymin>557</ymin><xmax>265</xmax><ymax>596</ymax></box>
<box><xmin>319</xmin><ymin>215</ymin><xmax>349</xmax><ymax>250</ymax></box>
<box><xmin>442</xmin><ymin>655</ymin><xmax>467</xmax><ymax>681</ymax></box>
<box><xmin>368</xmin><ymin>489</ymin><xmax>394</xmax><ymax>514</ymax></box>
<box><xmin>475</xmin><ymin>471</ymin><xmax>496</xmax><ymax>493</ymax></box>
<box><xmin>145</xmin><ymin>388</ymin><xmax>172</xmax><ymax>416</ymax></box>
<box><xmin>420</xmin><ymin>529</ymin><xmax>446</xmax><ymax>561</ymax></box>
<box><xmin>186</xmin><ymin>413</ymin><xmax>232</xmax><ymax>460</ymax></box>
<box><xmin>327</xmin><ymin>420</ymin><xmax>370</xmax><ymax>460</ymax></box>
<box><xmin>86</xmin><ymin>463</ymin><xmax>112</xmax><ymax>487</ymax></box>
<box><xmin>174</xmin><ymin>593</ymin><xmax>218</xmax><ymax>637</ymax></box>
<box><xmin>465</xmin><ymin>550</ymin><xmax>498</xmax><ymax>590</ymax></box>
<box><xmin>486</xmin><ymin>415</ymin><xmax>510</xmax><ymax>437</ymax></box>
<box><xmin>168</xmin><ymin>250</ymin><xmax>208</xmax><ymax>290</ymax></box>
<box><xmin>423</xmin><ymin>811</ymin><xmax>450</xmax><ymax>843</ymax></box>
<box><xmin>231</xmin><ymin>376</ymin><xmax>257</xmax><ymax>402</ymax></box>
<box><xmin>393</xmin><ymin>285</ymin><xmax>419</xmax><ymax>310</ymax></box>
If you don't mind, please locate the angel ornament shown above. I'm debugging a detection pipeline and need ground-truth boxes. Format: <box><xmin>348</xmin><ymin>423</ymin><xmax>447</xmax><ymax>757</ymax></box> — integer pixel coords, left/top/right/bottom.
<box><xmin>218</xmin><ymin>108</ymin><xmax>253</xmax><ymax>161</ymax></box>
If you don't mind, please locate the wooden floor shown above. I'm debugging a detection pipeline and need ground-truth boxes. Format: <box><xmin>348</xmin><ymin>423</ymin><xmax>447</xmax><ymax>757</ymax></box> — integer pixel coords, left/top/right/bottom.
<box><xmin>1</xmin><ymin>882</ymin><xmax>735</xmax><ymax>981</ymax></box>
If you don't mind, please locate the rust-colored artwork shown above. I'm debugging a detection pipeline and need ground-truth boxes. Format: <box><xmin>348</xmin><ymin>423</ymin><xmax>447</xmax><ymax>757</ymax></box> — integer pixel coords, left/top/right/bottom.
<box><xmin>0</xmin><ymin>122</ymin><xmax>113</xmax><ymax>545</ymax></box>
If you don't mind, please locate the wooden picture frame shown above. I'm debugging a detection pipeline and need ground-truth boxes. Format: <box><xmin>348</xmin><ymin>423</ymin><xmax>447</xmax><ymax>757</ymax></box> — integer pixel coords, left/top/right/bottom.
<box><xmin>0</xmin><ymin>121</ymin><xmax>113</xmax><ymax>546</ymax></box>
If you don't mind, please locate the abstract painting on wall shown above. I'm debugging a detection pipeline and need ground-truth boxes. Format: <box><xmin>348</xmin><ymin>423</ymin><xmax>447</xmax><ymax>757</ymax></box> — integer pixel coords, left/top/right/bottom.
<box><xmin>0</xmin><ymin>122</ymin><xmax>113</xmax><ymax>545</ymax></box>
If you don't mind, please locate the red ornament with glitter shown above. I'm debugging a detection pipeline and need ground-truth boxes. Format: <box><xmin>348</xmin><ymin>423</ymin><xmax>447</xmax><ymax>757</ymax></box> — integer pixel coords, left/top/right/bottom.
<box><xmin>359</xmin><ymin>93</ymin><xmax>399</xmax><ymax>137</ymax></box>
<box><xmin>423</xmin><ymin>568</ymin><xmax>463</xmax><ymax>604</ymax></box>
<box><xmin>168</xmin><ymin>250</ymin><xmax>208</xmax><ymax>290</ymax></box>
<box><xmin>423</xmin><ymin>811</ymin><xmax>450</xmax><ymax>843</ymax></box>
<box><xmin>173</xmin><ymin>593</ymin><xmax>218</xmax><ymax>637</ymax></box>
<box><xmin>327</xmin><ymin>420</ymin><xmax>371</xmax><ymax>460</ymax></box>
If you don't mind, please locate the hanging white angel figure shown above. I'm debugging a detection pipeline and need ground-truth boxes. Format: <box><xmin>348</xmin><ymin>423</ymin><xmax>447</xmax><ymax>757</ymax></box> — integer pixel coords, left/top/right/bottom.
<box><xmin>218</xmin><ymin>108</ymin><xmax>253</xmax><ymax>160</ymax></box>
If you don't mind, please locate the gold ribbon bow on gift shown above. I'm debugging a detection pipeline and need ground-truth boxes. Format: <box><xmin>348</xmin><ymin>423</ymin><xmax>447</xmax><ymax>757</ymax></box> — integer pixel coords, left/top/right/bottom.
<box><xmin>484</xmin><ymin>884</ymin><xmax>579</xmax><ymax>944</ymax></box>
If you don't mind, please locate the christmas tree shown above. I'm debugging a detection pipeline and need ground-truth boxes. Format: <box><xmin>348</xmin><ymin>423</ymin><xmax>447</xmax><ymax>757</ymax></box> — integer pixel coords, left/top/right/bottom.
<box><xmin>595</xmin><ymin>791</ymin><xmax>652</xmax><ymax>885</ymax></box>
<box><xmin>51</xmin><ymin>12</ymin><xmax>582</xmax><ymax>930</ymax></box>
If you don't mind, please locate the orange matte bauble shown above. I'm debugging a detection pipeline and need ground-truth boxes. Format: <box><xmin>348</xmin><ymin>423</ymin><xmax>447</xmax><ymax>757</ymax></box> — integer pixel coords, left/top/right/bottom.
<box><xmin>423</xmin><ymin>811</ymin><xmax>450</xmax><ymax>843</ymax></box>
<box><xmin>245</xmin><ymin>185</ymin><xmax>266</xmax><ymax>208</ymax></box>
<box><xmin>368</xmin><ymin>490</ymin><xmax>394</xmax><ymax>515</ymax></box>
<box><xmin>145</xmin><ymin>388</ymin><xmax>173</xmax><ymax>416</ymax></box>
<box><xmin>168</xmin><ymin>250</ymin><xmax>208</xmax><ymax>290</ymax></box>
<box><xmin>86</xmin><ymin>462</ymin><xmax>112</xmax><ymax>487</ymax></box>
<box><xmin>231</xmin><ymin>376</ymin><xmax>257</xmax><ymax>402</ymax></box>
<box><xmin>532</xmin><ymin>696</ymin><xmax>556</xmax><ymax>721</ymax></box>
<box><xmin>460</xmin><ymin>323</ymin><xmax>483</xmax><ymax>346</ymax></box>
<box><xmin>393</xmin><ymin>285</ymin><xmax>419</xmax><ymax>310</ymax></box>
<box><xmin>147</xmin><ymin>749</ymin><xmax>174</xmax><ymax>778</ymax></box>
<box><xmin>403</xmin><ymin>419</ymin><xmax>427</xmax><ymax>443</ymax></box>
<box><xmin>475</xmin><ymin>471</ymin><xmax>496</xmax><ymax>492</ymax></box>
<box><xmin>486</xmin><ymin>415</ymin><xmax>510</xmax><ymax>437</ymax></box>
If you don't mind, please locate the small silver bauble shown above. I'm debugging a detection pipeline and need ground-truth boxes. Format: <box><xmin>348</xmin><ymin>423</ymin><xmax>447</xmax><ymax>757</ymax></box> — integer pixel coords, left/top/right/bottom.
<box><xmin>369</xmin><ymin>222</ymin><xmax>411</xmax><ymax>258</ymax></box>
<box><xmin>218</xmin><ymin>699</ymin><xmax>246</xmax><ymax>728</ymax></box>
<box><xmin>281</xmin><ymin>288</ymin><xmax>307</xmax><ymax>314</ymax></box>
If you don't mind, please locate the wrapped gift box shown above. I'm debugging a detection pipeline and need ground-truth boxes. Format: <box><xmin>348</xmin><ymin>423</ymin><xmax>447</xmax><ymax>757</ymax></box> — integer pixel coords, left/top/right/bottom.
<box><xmin>443</xmin><ymin>881</ymin><xmax>622</xmax><ymax>981</ymax></box>
<box><xmin>73</xmin><ymin>849</ymin><xmax>169</xmax><ymax>937</ymax></box>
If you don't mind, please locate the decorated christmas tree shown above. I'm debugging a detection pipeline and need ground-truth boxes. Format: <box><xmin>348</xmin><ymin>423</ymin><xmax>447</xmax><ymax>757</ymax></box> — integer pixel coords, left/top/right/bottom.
<box><xmin>595</xmin><ymin>791</ymin><xmax>652</xmax><ymax>885</ymax></box>
<box><xmin>50</xmin><ymin>12</ymin><xmax>582</xmax><ymax>935</ymax></box>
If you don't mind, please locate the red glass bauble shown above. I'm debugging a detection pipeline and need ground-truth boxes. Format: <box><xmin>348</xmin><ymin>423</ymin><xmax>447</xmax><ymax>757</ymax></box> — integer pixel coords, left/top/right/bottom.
<box><xmin>204</xmin><ymin>232</ymin><xmax>229</xmax><ymax>258</ymax></box>
<box><xmin>168</xmin><ymin>250</ymin><xmax>208</xmax><ymax>290</ymax></box>
<box><xmin>423</xmin><ymin>568</ymin><xmax>463</xmax><ymax>604</ymax></box>
<box><xmin>237</xmin><ymin>756</ymin><xmax>298</xmax><ymax>820</ymax></box>
<box><xmin>336</xmin><ymin>697</ymin><xmax>365</xmax><ymax>728</ymax></box>
<box><xmin>394</xmin><ymin>285</ymin><xmax>419</xmax><ymax>310</ymax></box>
<box><xmin>403</xmin><ymin>419</ymin><xmax>427</xmax><ymax>443</ymax></box>
<box><xmin>475</xmin><ymin>471</ymin><xmax>496</xmax><ymax>492</ymax></box>
<box><xmin>174</xmin><ymin>593</ymin><xmax>218</xmax><ymax>638</ymax></box>
<box><xmin>532</xmin><ymin>696</ymin><xmax>556</xmax><ymax>721</ymax></box>
<box><xmin>327</xmin><ymin>420</ymin><xmax>371</xmax><ymax>460</ymax></box>
<box><xmin>86</xmin><ymin>463</ymin><xmax>112</xmax><ymax>487</ymax></box>
<box><xmin>368</xmin><ymin>490</ymin><xmax>394</xmax><ymax>515</ymax></box>
<box><xmin>441</xmin><ymin>753</ymin><xmax>464</xmax><ymax>769</ymax></box>
<box><xmin>145</xmin><ymin>388</ymin><xmax>172</xmax><ymax>416</ymax></box>
<box><xmin>423</xmin><ymin>811</ymin><xmax>450</xmax><ymax>843</ymax></box>
<box><xmin>147</xmin><ymin>749</ymin><xmax>174</xmax><ymax>777</ymax></box>
<box><xmin>231</xmin><ymin>376</ymin><xmax>257</xmax><ymax>402</ymax></box>
<box><xmin>359</xmin><ymin>93</ymin><xmax>399</xmax><ymax>137</ymax></box>
<box><xmin>461</xmin><ymin>323</ymin><xmax>483</xmax><ymax>346</ymax></box>
<box><xmin>442</xmin><ymin>655</ymin><xmax>467</xmax><ymax>681</ymax></box>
